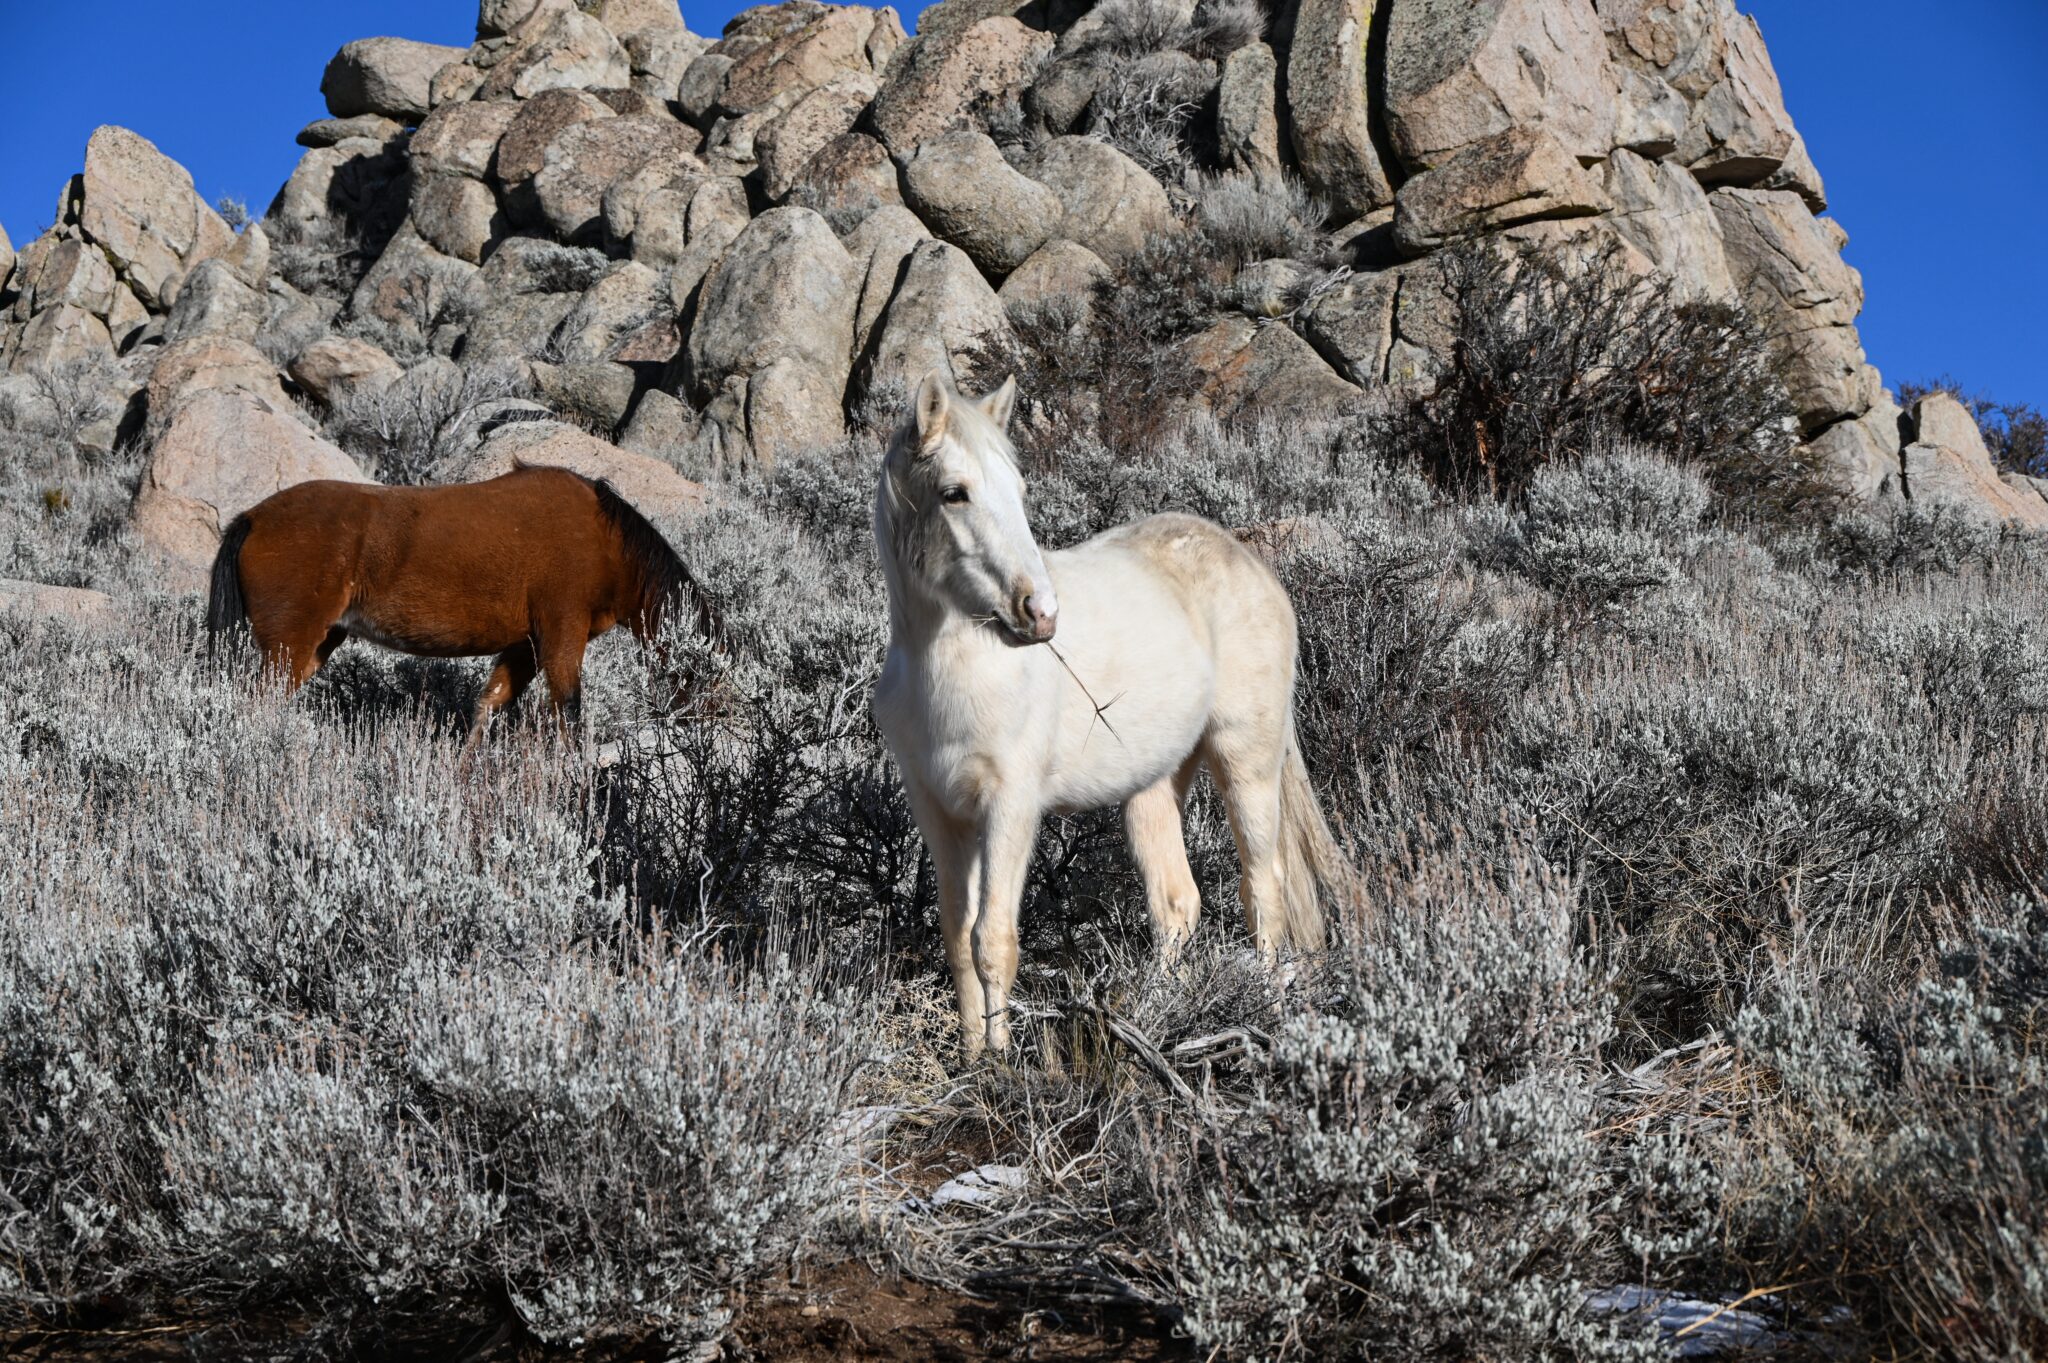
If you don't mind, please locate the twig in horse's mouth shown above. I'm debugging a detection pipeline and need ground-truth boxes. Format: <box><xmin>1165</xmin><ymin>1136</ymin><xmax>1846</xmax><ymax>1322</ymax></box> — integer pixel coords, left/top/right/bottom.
<box><xmin>1047</xmin><ymin>643</ymin><xmax>1123</xmax><ymax>745</ymax></box>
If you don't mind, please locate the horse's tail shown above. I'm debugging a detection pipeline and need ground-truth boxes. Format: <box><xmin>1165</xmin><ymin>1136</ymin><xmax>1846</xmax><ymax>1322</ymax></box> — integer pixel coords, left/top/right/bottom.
<box><xmin>206</xmin><ymin>513</ymin><xmax>254</xmax><ymax>652</ymax></box>
<box><xmin>1277</xmin><ymin>717</ymin><xmax>1347</xmax><ymax>951</ymax></box>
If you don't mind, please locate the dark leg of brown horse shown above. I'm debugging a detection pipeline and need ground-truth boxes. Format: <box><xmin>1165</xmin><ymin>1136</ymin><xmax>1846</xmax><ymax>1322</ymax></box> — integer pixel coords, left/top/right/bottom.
<box><xmin>537</xmin><ymin>622</ymin><xmax>590</xmax><ymax>737</ymax></box>
<box><xmin>466</xmin><ymin>641</ymin><xmax>538</xmax><ymax>751</ymax></box>
<box><xmin>268</xmin><ymin>625</ymin><xmax>349</xmax><ymax>695</ymax></box>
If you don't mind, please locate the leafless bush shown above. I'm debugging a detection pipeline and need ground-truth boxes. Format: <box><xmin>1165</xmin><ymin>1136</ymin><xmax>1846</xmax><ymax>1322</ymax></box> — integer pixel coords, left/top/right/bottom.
<box><xmin>1821</xmin><ymin>496</ymin><xmax>2005</xmax><ymax>574</ymax></box>
<box><xmin>269</xmin><ymin>216</ymin><xmax>377</xmax><ymax>304</ymax></box>
<box><xmin>325</xmin><ymin>359</ymin><xmax>534</xmax><ymax>483</ymax></box>
<box><xmin>0</xmin><ymin>376</ymin><xmax>146</xmax><ymax>592</ymax></box>
<box><xmin>1483</xmin><ymin>448</ymin><xmax>1712</xmax><ymax>612</ymax></box>
<box><xmin>1189</xmin><ymin>0</ymin><xmax>1265</xmax><ymax>56</ymax></box>
<box><xmin>1378</xmin><ymin>240</ymin><xmax>1823</xmax><ymax>519</ymax></box>
<box><xmin>1086</xmin><ymin>52</ymin><xmax>1211</xmax><ymax>183</ymax></box>
<box><xmin>1141</xmin><ymin>851</ymin><xmax>1650</xmax><ymax>1361</ymax></box>
<box><xmin>1701</xmin><ymin>901</ymin><xmax>2048</xmax><ymax>1360</ymax></box>
<box><xmin>344</xmin><ymin>258</ymin><xmax>481</xmax><ymax>362</ymax></box>
<box><xmin>1076</xmin><ymin>0</ymin><xmax>1194</xmax><ymax>58</ymax></box>
<box><xmin>1190</xmin><ymin>168</ymin><xmax>1331</xmax><ymax>267</ymax></box>
<box><xmin>21</xmin><ymin>356</ymin><xmax>124</xmax><ymax>451</ymax></box>
<box><xmin>0</xmin><ymin>602</ymin><xmax>870</xmax><ymax>1353</ymax></box>
<box><xmin>251</xmin><ymin>291</ymin><xmax>335</xmax><ymax>369</ymax></box>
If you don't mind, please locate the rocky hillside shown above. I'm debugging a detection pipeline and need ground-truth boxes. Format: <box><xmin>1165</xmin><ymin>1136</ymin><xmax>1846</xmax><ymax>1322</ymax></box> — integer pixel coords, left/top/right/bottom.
<box><xmin>2</xmin><ymin>0</ymin><xmax>2043</xmax><ymax>583</ymax></box>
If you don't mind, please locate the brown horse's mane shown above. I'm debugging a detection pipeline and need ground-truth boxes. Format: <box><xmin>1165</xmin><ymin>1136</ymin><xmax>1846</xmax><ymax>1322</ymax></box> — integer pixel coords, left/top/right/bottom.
<box><xmin>517</xmin><ymin>460</ymin><xmax>722</xmax><ymax>646</ymax></box>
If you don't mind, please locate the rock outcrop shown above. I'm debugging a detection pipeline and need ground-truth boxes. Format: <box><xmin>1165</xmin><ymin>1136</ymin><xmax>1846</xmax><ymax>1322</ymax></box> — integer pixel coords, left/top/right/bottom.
<box><xmin>133</xmin><ymin>341</ymin><xmax>374</xmax><ymax>583</ymax></box>
<box><xmin>322</xmin><ymin>38</ymin><xmax>471</xmax><ymax>122</ymax></box>
<box><xmin>1901</xmin><ymin>393</ymin><xmax>2048</xmax><ymax>531</ymax></box>
<box><xmin>0</xmin><ymin>0</ymin><xmax>2028</xmax><ymax>541</ymax></box>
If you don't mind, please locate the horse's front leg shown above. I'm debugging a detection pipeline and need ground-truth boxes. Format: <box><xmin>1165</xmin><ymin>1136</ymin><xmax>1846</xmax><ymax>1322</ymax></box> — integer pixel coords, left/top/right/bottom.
<box><xmin>902</xmin><ymin>778</ymin><xmax>989</xmax><ymax>1051</ymax></box>
<box><xmin>973</xmin><ymin>800</ymin><xmax>1041</xmax><ymax>1053</ymax></box>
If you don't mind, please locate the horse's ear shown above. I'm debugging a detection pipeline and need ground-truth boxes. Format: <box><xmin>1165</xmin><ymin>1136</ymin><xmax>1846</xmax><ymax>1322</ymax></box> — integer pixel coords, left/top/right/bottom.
<box><xmin>914</xmin><ymin>370</ymin><xmax>950</xmax><ymax>456</ymax></box>
<box><xmin>978</xmin><ymin>374</ymin><xmax>1018</xmax><ymax>432</ymax></box>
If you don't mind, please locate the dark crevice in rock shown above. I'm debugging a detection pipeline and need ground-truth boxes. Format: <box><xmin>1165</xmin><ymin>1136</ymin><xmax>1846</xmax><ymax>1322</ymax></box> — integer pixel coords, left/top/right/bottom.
<box><xmin>1363</xmin><ymin>0</ymin><xmax>1407</xmax><ymax>195</ymax></box>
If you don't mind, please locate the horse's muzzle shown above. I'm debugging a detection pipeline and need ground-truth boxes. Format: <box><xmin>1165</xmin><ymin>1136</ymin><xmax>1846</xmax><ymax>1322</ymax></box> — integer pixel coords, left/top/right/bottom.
<box><xmin>1011</xmin><ymin>589</ymin><xmax>1057</xmax><ymax>644</ymax></box>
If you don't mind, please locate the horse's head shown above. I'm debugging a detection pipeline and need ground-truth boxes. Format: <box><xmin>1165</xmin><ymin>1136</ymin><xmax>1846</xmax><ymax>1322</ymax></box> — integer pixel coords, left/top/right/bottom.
<box><xmin>877</xmin><ymin>371</ymin><xmax>1057</xmax><ymax>645</ymax></box>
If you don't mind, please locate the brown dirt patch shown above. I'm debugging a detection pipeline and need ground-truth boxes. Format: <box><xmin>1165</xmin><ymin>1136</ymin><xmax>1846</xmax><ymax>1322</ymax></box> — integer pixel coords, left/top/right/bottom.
<box><xmin>734</xmin><ymin>1262</ymin><xmax>1188</xmax><ymax>1362</ymax></box>
<box><xmin>3</xmin><ymin>1265</ymin><xmax>1188</xmax><ymax>1362</ymax></box>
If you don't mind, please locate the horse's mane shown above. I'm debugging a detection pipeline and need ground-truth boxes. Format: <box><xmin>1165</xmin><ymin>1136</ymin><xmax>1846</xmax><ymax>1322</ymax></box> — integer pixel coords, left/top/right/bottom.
<box><xmin>533</xmin><ymin>463</ymin><xmax>721</xmax><ymax>645</ymax></box>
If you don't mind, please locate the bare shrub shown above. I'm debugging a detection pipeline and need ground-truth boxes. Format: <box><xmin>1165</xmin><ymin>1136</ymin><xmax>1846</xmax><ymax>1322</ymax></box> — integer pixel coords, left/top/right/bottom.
<box><xmin>342</xmin><ymin>258</ymin><xmax>481</xmax><ymax>361</ymax></box>
<box><xmin>1146</xmin><ymin>852</ymin><xmax>1648</xmax><ymax>1361</ymax></box>
<box><xmin>1497</xmin><ymin>671</ymin><xmax>1959</xmax><ymax>1042</ymax></box>
<box><xmin>1189</xmin><ymin>0</ymin><xmax>1265</xmax><ymax>56</ymax></box>
<box><xmin>22</xmin><ymin>356</ymin><xmax>124</xmax><ymax>452</ymax></box>
<box><xmin>251</xmin><ymin>292</ymin><xmax>335</xmax><ymax>369</ymax></box>
<box><xmin>1709</xmin><ymin>902</ymin><xmax>2048</xmax><ymax>1361</ymax></box>
<box><xmin>506</xmin><ymin>240</ymin><xmax>613</xmax><ymax>295</ymax></box>
<box><xmin>325</xmin><ymin>359</ymin><xmax>534</xmax><ymax>483</ymax></box>
<box><xmin>0</xmin><ymin>604</ymin><xmax>869</xmax><ymax>1353</ymax></box>
<box><xmin>1378</xmin><ymin>240</ymin><xmax>1821</xmax><ymax>519</ymax></box>
<box><xmin>269</xmin><ymin>217</ymin><xmax>377</xmax><ymax>304</ymax></box>
<box><xmin>1821</xmin><ymin>497</ymin><xmax>2003</xmax><ymax>574</ymax></box>
<box><xmin>1485</xmin><ymin>448</ymin><xmax>1712</xmax><ymax>612</ymax></box>
<box><xmin>1087</xmin><ymin>52</ymin><xmax>1211</xmax><ymax>183</ymax></box>
<box><xmin>1189</xmin><ymin>168</ymin><xmax>1331</xmax><ymax>267</ymax></box>
<box><xmin>591</xmin><ymin>465</ymin><xmax>925</xmax><ymax>942</ymax></box>
<box><xmin>975</xmin><ymin>245</ymin><xmax>1211</xmax><ymax>457</ymax></box>
<box><xmin>1076</xmin><ymin>0</ymin><xmax>1194</xmax><ymax>58</ymax></box>
<box><xmin>0</xmin><ymin>375</ymin><xmax>146</xmax><ymax>592</ymax></box>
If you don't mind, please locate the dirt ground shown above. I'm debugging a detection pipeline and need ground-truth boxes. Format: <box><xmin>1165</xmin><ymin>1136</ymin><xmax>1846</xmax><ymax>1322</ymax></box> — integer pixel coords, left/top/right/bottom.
<box><xmin>733</xmin><ymin>1263</ymin><xmax>1188</xmax><ymax>1362</ymax></box>
<box><xmin>1</xmin><ymin>1264</ymin><xmax>1189</xmax><ymax>1363</ymax></box>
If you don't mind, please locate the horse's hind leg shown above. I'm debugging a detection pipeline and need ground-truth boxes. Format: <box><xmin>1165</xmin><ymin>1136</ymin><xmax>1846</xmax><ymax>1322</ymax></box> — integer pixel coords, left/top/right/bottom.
<box><xmin>263</xmin><ymin>624</ymin><xmax>348</xmax><ymax>694</ymax></box>
<box><xmin>466</xmin><ymin>641</ymin><xmax>537</xmax><ymax>749</ymax></box>
<box><xmin>1125</xmin><ymin>756</ymin><xmax>1202</xmax><ymax>960</ymax></box>
<box><xmin>1204</xmin><ymin>727</ymin><xmax>1289</xmax><ymax>960</ymax></box>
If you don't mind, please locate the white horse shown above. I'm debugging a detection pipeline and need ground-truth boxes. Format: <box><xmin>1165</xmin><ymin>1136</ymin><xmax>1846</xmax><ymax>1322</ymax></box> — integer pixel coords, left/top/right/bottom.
<box><xmin>871</xmin><ymin>372</ymin><xmax>1348</xmax><ymax>1052</ymax></box>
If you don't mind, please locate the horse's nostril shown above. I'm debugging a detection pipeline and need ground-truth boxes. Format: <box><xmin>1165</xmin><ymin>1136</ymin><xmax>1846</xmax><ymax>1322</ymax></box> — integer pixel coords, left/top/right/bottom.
<box><xmin>1023</xmin><ymin>595</ymin><xmax>1057</xmax><ymax>640</ymax></box>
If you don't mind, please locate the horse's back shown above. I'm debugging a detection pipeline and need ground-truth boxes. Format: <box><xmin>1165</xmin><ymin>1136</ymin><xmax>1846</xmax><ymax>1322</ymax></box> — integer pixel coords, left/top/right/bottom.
<box><xmin>1076</xmin><ymin>513</ymin><xmax>1292</xmax><ymax>638</ymax></box>
<box><xmin>232</xmin><ymin>466</ymin><xmax>620</xmax><ymax>659</ymax></box>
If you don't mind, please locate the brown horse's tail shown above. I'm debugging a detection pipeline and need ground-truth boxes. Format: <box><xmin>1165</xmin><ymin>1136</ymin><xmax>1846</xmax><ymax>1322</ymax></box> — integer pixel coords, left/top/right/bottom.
<box><xmin>1277</xmin><ymin>716</ymin><xmax>1348</xmax><ymax>951</ymax></box>
<box><xmin>206</xmin><ymin>513</ymin><xmax>254</xmax><ymax>652</ymax></box>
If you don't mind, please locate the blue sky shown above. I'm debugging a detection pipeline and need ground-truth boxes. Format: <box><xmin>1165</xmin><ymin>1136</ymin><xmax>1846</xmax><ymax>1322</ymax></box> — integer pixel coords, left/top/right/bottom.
<box><xmin>1</xmin><ymin>1</ymin><xmax>2040</xmax><ymax>408</ymax></box>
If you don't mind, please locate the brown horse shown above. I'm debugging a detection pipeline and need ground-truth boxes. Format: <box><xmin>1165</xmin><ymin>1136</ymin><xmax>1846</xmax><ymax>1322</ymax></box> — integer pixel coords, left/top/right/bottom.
<box><xmin>206</xmin><ymin>463</ymin><xmax>718</xmax><ymax>741</ymax></box>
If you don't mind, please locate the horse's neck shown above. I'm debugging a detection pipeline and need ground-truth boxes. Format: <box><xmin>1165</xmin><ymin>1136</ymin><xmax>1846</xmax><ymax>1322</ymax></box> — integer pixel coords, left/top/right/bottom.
<box><xmin>885</xmin><ymin>583</ymin><xmax>992</xmax><ymax>663</ymax></box>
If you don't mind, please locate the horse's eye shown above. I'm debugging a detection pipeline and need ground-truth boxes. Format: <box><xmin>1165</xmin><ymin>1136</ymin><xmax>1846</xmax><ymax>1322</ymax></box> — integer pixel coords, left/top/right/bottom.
<box><xmin>940</xmin><ymin>486</ymin><xmax>970</xmax><ymax>506</ymax></box>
